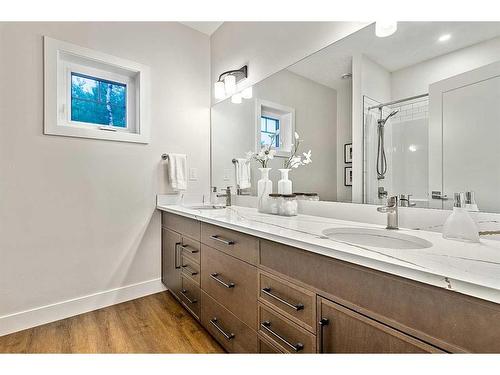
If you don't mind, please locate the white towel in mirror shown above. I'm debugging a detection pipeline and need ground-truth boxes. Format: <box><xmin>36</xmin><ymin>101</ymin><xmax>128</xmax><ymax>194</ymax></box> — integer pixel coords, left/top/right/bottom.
<box><xmin>236</xmin><ymin>158</ymin><xmax>251</xmax><ymax>189</ymax></box>
<box><xmin>166</xmin><ymin>153</ymin><xmax>187</xmax><ymax>191</ymax></box>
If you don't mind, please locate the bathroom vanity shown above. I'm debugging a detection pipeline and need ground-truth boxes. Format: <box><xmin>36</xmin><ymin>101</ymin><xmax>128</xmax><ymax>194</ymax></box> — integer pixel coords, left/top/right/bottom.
<box><xmin>158</xmin><ymin>204</ymin><xmax>500</xmax><ymax>353</ymax></box>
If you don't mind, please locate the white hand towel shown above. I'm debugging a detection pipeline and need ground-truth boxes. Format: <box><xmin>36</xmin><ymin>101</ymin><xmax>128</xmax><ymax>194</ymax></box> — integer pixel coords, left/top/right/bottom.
<box><xmin>236</xmin><ymin>158</ymin><xmax>251</xmax><ymax>189</ymax></box>
<box><xmin>166</xmin><ymin>153</ymin><xmax>187</xmax><ymax>191</ymax></box>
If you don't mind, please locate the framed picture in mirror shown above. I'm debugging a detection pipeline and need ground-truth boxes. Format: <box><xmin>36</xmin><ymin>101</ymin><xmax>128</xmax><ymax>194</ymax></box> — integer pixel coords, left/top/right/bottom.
<box><xmin>344</xmin><ymin>143</ymin><xmax>352</xmax><ymax>163</ymax></box>
<box><xmin>344</xmin><ymin>167</ymin><xmax>353</xmax><ymax>186</ymax></box>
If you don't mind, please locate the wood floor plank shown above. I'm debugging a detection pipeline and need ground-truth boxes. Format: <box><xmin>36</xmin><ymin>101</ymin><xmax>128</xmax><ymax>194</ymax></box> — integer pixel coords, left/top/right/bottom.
<box><xmin>0</xmin><ymin>292</ymin><xmax>223</xmax><ymax>353</ymax></box>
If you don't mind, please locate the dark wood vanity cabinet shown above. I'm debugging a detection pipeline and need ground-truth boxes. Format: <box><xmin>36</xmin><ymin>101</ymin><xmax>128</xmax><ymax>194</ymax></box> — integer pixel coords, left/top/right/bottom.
<box><xmin>317</xmin><ymin>297</ymin><xmax>443</xmax><ymax>353</ymax></box>
<box><xmin>161</xmin><ymin>213</ymin><xmax>202</xmax><ymax>319</ymax></box>
<box><xmin>161</xmin><ymin>228</ymin><xmax>182</xmax><ymax>299</ymax></box>
<box><xmin>161</xmin><ymin>211</ymin><xmax>500</xmax><ymax>353</ymax></box>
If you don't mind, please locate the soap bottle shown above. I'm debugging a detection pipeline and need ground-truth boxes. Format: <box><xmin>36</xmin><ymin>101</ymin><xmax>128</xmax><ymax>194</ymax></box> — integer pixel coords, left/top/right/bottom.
<box><xmin>465</xmin><ymin>191</ymin><xmax>479</xmax><ymax>212</ymax></box>
<box><xmin>442</xmin><ymin>192</ymin><xmax>480</xmax><ymax>243</ymax></box>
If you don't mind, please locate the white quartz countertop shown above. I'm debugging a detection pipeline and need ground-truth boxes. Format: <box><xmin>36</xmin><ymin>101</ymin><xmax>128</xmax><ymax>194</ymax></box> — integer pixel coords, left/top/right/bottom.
<box><xmin>156</xmin><ymin>204</ymin><xmax>500</xmax><ymax>304</ymax></box>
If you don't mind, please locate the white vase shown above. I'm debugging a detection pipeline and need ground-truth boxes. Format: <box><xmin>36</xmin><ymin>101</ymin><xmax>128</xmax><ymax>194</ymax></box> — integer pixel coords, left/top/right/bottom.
<box><xmin>257</xmin><ymin>168</ymin><xmax>273</xmax><ymax>213</ymax></box>
<box><xmin>278</xmin><ymin>169</ymin><xmax>292</xmax><ymax>195</ymax></box>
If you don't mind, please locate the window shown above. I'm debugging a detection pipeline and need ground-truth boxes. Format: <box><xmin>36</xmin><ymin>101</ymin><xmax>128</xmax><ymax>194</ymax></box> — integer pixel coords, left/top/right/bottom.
<box><xmin>255</xmin><ymin>100</ymin><xmax>295</xmax><ymax>157</ymax></box>
<box><xmin>260</xmin><ymin>116</ymin><xmax>280</xmax><ymax>147</ymax></box>
<box><xmin>44</xmin><ymin>36</ymin><xmax>150</xmax><ymax>143</ymax></box>
<box><xmin>71</xmin><ymin>73</ymin><xmax>127</xmax><ymax>127</ymax></box>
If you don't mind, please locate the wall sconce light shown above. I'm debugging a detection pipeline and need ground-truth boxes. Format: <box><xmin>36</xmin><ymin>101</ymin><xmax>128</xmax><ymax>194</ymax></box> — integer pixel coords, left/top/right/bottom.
<box><xmin>214</xmin><ymin>65</ymin><xmax>249</xmax><ymax>100</ymax></box>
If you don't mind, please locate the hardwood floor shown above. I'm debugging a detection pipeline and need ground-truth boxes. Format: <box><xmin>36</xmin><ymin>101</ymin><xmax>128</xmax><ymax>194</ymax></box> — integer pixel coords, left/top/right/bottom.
<box><xmin>0</xmin><ymin>292</ymin><xmax>224</xmax><ymax>353</ymax></box>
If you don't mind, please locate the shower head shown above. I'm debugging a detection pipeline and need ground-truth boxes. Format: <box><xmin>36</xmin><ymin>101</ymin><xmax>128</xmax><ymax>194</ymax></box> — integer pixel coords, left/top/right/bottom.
<box><xmin>378</xmin><ymin>109</ymin><xmax>399</xmax><ymax>125</ymax></box>
<box><xmin>384</xmin><ymin>110</ymin><xmax>399</xmax><ymax>122</ymax></box>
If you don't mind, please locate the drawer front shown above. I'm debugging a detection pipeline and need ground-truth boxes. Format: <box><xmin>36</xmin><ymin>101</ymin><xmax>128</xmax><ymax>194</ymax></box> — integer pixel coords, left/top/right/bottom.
<box><xmin>201</xmin><ymin>245</ymin><xmax>258</xmax><ymax>328</ymax></box>
<box><xmin>258</xmin><ymin>335</ymin><xmax>283</xmax><ymax>353</ymax></box>
<box><xmin>258</xmin><ymin>303</ymin><xmax>316</xmax><ymax>354</ymax></box>
<box><xmin>181</xmin><ymin>254</ymin><xmax>200</xmax><ymax>285</ymax></box>
<box><xmin>201</xmin><ymin>291</ymin><xmax>258</xmax><ymax>353</ymax></box>
<box><xmin>201</xmin><ymin>223</ymin><xmax>259</xmax><ymax>265</ymax></box>
<box><xmin>180</xmin><ymin>236</ymin><xmax>201</xmax><ymax>263</ymax></box>
<box><xmin>162</xmin><ymin>212</ymin><xmax>200</xmax><ymax>241</ymax></box>
<box><xmin>180</xmin><ymin>275</ymin><xmax>201</xmax><ymax>320</ymax></box>
<box><xmin>259</xmin><ymin>271</ymin><xmax>316</xmax><ymax>333</ymax></box>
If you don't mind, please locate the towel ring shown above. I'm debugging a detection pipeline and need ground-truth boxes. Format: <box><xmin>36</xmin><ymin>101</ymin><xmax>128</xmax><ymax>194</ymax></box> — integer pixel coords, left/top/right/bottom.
<box><xmin>161</xmin><ymin>154</ymin><xmax>168</xmax><ymax>160</ymax></box>
<box><xmin>232</xmin><ymin>158</ymin><xmax>238</xmax><ymax>164</ymax></box>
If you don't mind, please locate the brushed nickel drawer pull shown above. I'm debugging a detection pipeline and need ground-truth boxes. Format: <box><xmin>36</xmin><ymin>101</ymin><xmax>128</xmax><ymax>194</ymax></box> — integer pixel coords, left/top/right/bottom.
<box><xmin>180</xmin><ymin>244</ymin><xmax>199</xmax><ymax>254</ymax></box>
<box><xmin>210</xmin><ymin>235</ymin><xmax>235</xmax><ymax>245</ymax></box>
<box><xmin>262</xmin><ymin>287</ymin><xmax>304</xmax><ymax>311</ymax></box>
<box><xmin>260</xmin><ymin>321</ymin><xmax>304</xmax><ymax>352</ymax></box>
<box><xmin>210</xmin><ymin>273</ymin><xmax>235</xmax><ymax>288</ymax></box>
<box><xmin>180</xmin><ymin>289</ymin><xmax>198</xmax><ymax>304</ymax></box>
<box><xmin>210</xmin><ymin>317</ymin><xmax>235</xmax><ymax>340</ymax></box>
<box><xmin>182</xmin><ymin>265</ymin><xmax>198</xmax><ymax>276</ymax></box>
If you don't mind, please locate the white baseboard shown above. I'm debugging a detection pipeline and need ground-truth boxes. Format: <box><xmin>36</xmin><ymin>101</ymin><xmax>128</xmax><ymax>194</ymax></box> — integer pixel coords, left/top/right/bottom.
<box><xmin>0</xmin><ymin>278</ymin><xmax>166</xmax><ymax>337</ymax></box>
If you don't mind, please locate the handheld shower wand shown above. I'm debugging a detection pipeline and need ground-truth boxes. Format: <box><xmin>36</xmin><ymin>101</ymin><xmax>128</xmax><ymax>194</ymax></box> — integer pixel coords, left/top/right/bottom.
<box><xmin>376</xmin><ymin>109</ymin><xmax>399</xmax><ymax>180</ymax></box>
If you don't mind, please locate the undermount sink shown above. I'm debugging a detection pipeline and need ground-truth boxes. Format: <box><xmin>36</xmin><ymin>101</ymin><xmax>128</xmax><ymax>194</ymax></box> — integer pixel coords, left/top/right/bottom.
<box><xmin>185</xmin><ymin>204</ymin><xmax>226</xmax><ymax>210</ymax></box>
<box><xmin>322</xmin><ymin>227</ymin><xmax>433</xmax><ymax>250</ymax></box>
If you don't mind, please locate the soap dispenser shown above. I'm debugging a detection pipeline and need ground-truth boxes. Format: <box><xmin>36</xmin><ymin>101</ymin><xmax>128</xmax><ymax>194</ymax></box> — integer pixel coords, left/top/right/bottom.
<box><xmin>442</xmin><ymin>193</ymin><xmax>480</xmax><ymax>243</ymax></box>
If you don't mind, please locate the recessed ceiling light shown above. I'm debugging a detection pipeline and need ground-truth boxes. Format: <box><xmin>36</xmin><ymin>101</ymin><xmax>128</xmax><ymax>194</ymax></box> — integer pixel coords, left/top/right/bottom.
<box><xmin>438</xmin><ymin>34</ymin><xmax>451</xmax><ymax>42</ymax></box>
<box><xmin>375</xmin><ymin>21</ymin><xmax>397</xmax><ymax>38</ymax></box>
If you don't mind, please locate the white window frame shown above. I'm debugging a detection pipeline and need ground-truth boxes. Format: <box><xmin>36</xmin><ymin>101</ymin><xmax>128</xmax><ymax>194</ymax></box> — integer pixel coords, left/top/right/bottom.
<box><xmin>255</xmin><ymin>99</ymin><xmax>295</xmax><ymax>157</ymax></box>
<box><xmin>44</xmin><ymin>36</ymin><xmax>150</xmax><ymax>144</ymax></box>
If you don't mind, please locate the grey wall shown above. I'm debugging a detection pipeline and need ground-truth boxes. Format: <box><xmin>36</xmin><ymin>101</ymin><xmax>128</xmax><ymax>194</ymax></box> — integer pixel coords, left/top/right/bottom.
<box><xmin>0</xmin><ymin>22</ymin><xmax>210</xmax><ymax>319</ymax></box>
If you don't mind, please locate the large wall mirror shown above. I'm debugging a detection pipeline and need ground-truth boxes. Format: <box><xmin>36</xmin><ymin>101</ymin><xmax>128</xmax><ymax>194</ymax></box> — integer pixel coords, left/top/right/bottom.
<box><xmin>211</xmin><ymin>22</ymin><xmax>500</xmax><ymax>213</ymax></box>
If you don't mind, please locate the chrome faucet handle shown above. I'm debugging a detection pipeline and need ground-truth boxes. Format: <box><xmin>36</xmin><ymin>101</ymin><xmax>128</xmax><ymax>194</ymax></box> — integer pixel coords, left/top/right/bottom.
<box><xmin>386</xmin><ymin>195</ymin><xmax>398</xmax><ymax>208</ymax></box>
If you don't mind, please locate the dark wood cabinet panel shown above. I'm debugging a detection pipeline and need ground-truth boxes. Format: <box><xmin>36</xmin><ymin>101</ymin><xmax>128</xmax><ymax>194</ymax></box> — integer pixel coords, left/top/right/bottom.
<box><xmin>201</xmin><ymin>291</ymin><xmax>258</xmax><ymax>353</ymax></box>
<box><xmin>201</xmin><ymin>223</ymin><xmax>259</xmax><ymax>265</ymax></box>
<box><xmin>317</xmin><ymin>297</ymin><xmax>443</xmax><ymax>353</ymax></box>
<box><xmin>258</xmin><ymin>303</ymin><xmax>316</xmax><ymax>353</ymax></box>
<box><xmin>162</xmin><ymin>212</ymin><xmax>200</xmax><ymax>241</ymax></box>
<box><xmin>161</xmin><ymin>228</ymin><xmax>182</xmax><ymax>300</ymax></box>
<box><xmin>258</xmin><ymin>271</ymin><xmax>316</xmax><ymax>333</ymax></box>
<box><xmin>201</xmin><ymin>244</ymin><xmax>258</xmax><ymax>329</ymax></box>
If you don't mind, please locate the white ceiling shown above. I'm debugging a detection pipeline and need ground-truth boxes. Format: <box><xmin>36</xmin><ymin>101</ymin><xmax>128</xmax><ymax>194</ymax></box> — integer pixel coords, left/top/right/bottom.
<box><xmin>288</xmin><ymin>22</ymin><xmax>500</xmax><ymax>90</ymax></box>
<box><xmin>180</xmin><ymin>22</ymin><xmax>223</xmax><ymax>35</ymax></box>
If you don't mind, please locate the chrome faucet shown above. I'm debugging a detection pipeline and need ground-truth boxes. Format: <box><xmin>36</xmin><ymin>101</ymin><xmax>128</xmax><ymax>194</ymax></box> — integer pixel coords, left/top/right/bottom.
<box><xmin>377</xmin><ymin>195</ymin><xmax>399</xmax><ymax>230</ymax></box>
<box><xmin>217</xmin><ymin>186</ymin><xmax>232</xmax><ymax>207</ymax></box>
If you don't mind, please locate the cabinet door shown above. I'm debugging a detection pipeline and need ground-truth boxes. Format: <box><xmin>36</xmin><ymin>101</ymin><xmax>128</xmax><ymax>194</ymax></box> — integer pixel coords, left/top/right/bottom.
<box><xmin>162</xmin><ymin>228</ymin><xmax>182</xmax><ymax>299</ymax></box>
<box><xmin>317</xmin><ymin>297</ymin><xmax>443</xmax><ymax>353</ymax></box>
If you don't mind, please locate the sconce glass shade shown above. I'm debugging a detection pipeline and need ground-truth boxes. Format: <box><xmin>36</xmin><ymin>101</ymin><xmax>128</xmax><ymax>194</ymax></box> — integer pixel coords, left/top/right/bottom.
<box><xmin>375</xmin><ymin>21</ymin><xmax>397</xmax><ymax>37</ymax></box>
<box><xmin>231</xmin><ymin>93</ymin><xmax>242</xmax><ymax>104</ymax></box>
<box><xmin>214</xmin><ymin>81</ymin><xmax>225</xmax><ymax>99</ymax></box>
<box><xmin>241</xmin><ymin>86</ymin><xmax>253</xmax><ymax>99</ymax></box>
<box><xmin>224</xmin><ymin>74</ymin><xmax>237</xmax><ymax>95</ymax></box>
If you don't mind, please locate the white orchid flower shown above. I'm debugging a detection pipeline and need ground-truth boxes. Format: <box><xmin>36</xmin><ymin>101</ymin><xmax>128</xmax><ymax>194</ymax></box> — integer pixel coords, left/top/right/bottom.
<box><xmin>294</xmin><ymin>132</ymin><xmax>300</xmax><ymax>140</ymax></box>
<box><xmin>268</xmin><ymin>149</ymin><xmax>276</xmax><ymax>159</ymax></box>
<box><xmin>303</xmin><ymin>150</ymin><xmax>312</xmax><ymax>164</ymax></box>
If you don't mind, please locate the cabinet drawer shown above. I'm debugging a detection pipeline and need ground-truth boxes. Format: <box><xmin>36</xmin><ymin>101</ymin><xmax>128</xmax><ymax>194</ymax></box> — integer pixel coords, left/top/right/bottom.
<box><xmin>258</xmin><ymin>335</ymin><xmax>283</xmax><ymax>353</ymax></box>
<box><xmin>180</xmin><ymin>275</ymin><xmax>200</xmax><ymax>320</ymax></box>
<box><xmin>259</xmin><ymin>271</ymin><xmax>316</xmax><ymax>333</ymax></box>
<box><xmin>162</xmin><ymin>212</ymin><xmax>200</xmax><ymax>241</ymax></box>
<box><xmin>201</xmin><ymin>245</ymin><xmax>258</xmax><ymax>328</ymax></box>
<box><xmin>180</xmin><ymin>236</ymin><xmax>200</xmax><ymax>263</ymax></box>
<box><xmin>201</xmin><ymin>291</ymin><xmax>258</xmax><ymax>353</ymax></box>
<box><xmin>201</xmin><ymin>223</ymin><xmax>259</xmax><ymax>265</ymax></box>
<box><xmin>181</xmin><ymin>254</ymin><xmax>200</xmax><ymax>285</ymax></box>
<box><xmin>258</xmin><ymin>303</ymin><xmax>316</xmax><ymax>354</ymax></box>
